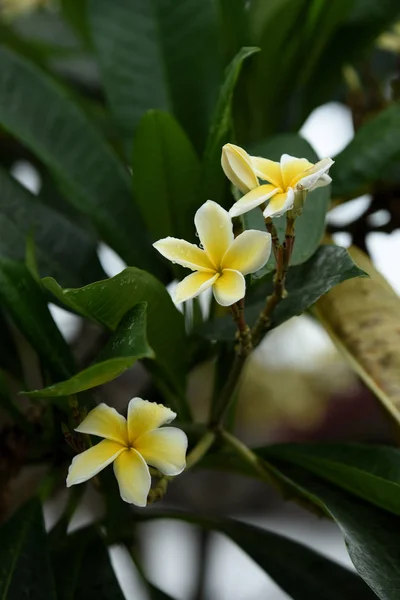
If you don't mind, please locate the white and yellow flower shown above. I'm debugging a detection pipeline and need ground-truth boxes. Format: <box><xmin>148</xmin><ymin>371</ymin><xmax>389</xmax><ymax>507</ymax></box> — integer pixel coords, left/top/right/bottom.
<box><xmin>66</xmin><ymin>398</ymin><xmax>188</xmax><ymax>507</ymax></box>
<box><xmin>153</xmin><ymin>200</ymin><xmax>271</xmax><ymax>307</ymax></box>
<box><xmin>222</xmin><ymin>143</ymin><xmax>333</xmax><ymax>218</ymax></box>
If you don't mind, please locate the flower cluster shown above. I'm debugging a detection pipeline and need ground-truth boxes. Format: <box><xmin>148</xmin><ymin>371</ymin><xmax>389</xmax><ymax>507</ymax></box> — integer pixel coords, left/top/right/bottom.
<box><xmin>67</xmin><ymin>144</ymin><xmax>333</xmax><ymax>506</ymax></box>
<box><xmin>153</xmin><ymin>144</ymin><xmax>333</xmax><ymax>306</ymax></box>
<box><xmin>222</xmin><ymin>144</ymin><xmax>333</xmax><ymax>219</ymax></box>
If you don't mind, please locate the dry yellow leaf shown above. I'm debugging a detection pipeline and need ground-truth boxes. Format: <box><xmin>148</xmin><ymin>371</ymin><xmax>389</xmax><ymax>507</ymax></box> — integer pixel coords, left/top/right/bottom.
<box><xmin>315</xmin><ymin>245</ymin><xmax>400</xmax><ymax>425</ymax></box>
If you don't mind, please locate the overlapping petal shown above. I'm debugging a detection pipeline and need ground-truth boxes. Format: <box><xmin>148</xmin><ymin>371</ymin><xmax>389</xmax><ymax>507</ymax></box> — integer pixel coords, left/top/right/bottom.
<box><xmin>263</xmin><ymin>188</ymin><xmax>295</xmax><ymax>219</ymax></box>
<box><xmin>194</xmin><ymin>200</ymin><xmax>234</xmax><ymax>267</ymax></box>
<box><xmin>174</xmin><ymin>271</ymin><xmax>219</xmax><ymax>304</ymax></box>
<box><xmin>128</xmin><ymin>397</ymin><xmax>177</xmax><ymax>444</ymax></box>
<box><xmin>66</xmin><ymin>439</ymin><xmax>125</xmax><ymax>487</ymax></box>
<box><xmin>152</xmin><ymin>238</ymin><xmax>214</xmax><ymax>272</ymax></box>
<box><xmin>136</xmin><ymin>427</ymin><xmax>188</xmax><ymax>476</ymax></box>
<box><xmin>222</xmin><ymin>230</ymin><xmax>271</xmax><ymax>275</ymax></box>
<box><xmin>229</xmin><ymin>184</ymin><xmax>279</xmax><ymax>218</ymax></box>
<box><xmin>75</xmin><ymin>403</ymin><xmax>129</xmax><ymax>445</ymax></box>
<box><xmin>251</xmin><ymin>156</ymin><xmax>283</xmax><ymax>188</ymax></box>
<box><xmin>213</xmin><ymin>269</ymin><xmax>245</xmax><ymax>306</ymax></box>
<box><xmin>294</xmin><ymin>157</ymin><xmax>334</xmax><ymax>191</ymax></box>
<box><xmin>221</xmin><ymin>144</ymin><xmax>258</xmax><ymax>194</ymax></box>
<box><xmin>113</xmin><ymin>447</ymin><xmax>151</xmax><ymax>506</ymax></box>
<box><xmin>280</xmin><ymin>154</ymin><xmax>313</xmax><ymax>189</ymax></box>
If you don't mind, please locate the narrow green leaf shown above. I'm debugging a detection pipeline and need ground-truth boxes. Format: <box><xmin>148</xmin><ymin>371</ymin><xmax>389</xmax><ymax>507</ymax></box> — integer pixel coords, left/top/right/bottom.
<box><xmin>304</xmin><ymin>0</ymin><xmax>400</xmax><ymax>119</ymax></box>
<box><xmin>260</xmin><ymin>459</ymin><xmax>400</xmax><ymax>600</ymax></box>
<box><xmin>0</xmin><ymin>47</ymin><xmax>162</xmax><ymax>276</ymax></box>
<box><xmin>0</xmin><ymin>311</ymin><xmax>22</xmax><ymax>380</ymax></box>
<box><xmin>0</xmin><ymin>499</ymin><xmax>57</xmax><ymax>599</ymax></box>
<box><xmin>137</xmin><ymin>511</ymin><xmax>375</xmax><ymax>600</ymax></box>
<box><xmin>132</xmin><ymin>111</ymin><xmax>201</xmax><ymax>243</ymax></box>
<box><xmin>52</xmin><ymin>528</ymin><xmax>125</xmax><ymax>600</ymax></box>
<box><xmin>26</xmin><ymin>303</ymin><xmax>154</xmax><ymax>398</ymax></box>
<box><xmin>218</xmin><ymin>519</ymin><xmax>376</xmax><ymax>600</ymax></box>
<box><xmin>201</xmin><ymin>245</ymin><xmax>366</xmax><ymax>341</ymax></box>
<box><xmin>0</xmin><ymin>371</ymin><xmax>35</xmax><ymax>436</ymax></box>
<box><xmin>0</xmin><ymin>258</ymin><xmax>75</xmax><ymax>380</ymax></box>
<box><xmin>249</xmin><ymin>134</ymin><xmax>331</xmax><ymax>269</ymax></box>
<box><xmin>88</xmin><ymin>0</ymin><xmax>223</xmax><ymax>149</ymax></box>
<box><xmin>60</xmin><ymin>0</ymin><xmax>91</xmax><ymax>45</ymax></box>
<box><xmin>0</xmin><ymin>168</ymin><xmax>105</xmax><ymax>287</ymax></box>
<box><xmin>42</xmin><ymin>268</ymin><xmax>189</xmax><ymax>417</ymax></box>
<box><xmin>202</xmin><ymin>46</ymin><xmax>260</xmax><ymax>203</ymax></box>
<box><xmin>332</xmin><ymin>103</ymin><xmax>400</xmax><ymax>198</ymax></box>
<box><xmin>264</xmin><ymin>443</ymin><xmax>400</xmax><ymax>517</ymax></box>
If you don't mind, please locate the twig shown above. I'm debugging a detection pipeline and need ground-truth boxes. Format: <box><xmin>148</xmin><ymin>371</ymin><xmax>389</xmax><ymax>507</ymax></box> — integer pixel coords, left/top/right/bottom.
<box><xmin>251</xmin><ymin>216</ymin><xmax>295</xmax><ymax>346</ymax></box>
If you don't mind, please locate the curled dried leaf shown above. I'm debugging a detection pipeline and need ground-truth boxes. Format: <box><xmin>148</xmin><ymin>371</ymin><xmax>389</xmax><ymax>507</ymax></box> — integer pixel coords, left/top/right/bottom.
<box><xmin>315</xmin><ymin>245</ymin><xmax>400</xmax><ymax>425</ymax></box>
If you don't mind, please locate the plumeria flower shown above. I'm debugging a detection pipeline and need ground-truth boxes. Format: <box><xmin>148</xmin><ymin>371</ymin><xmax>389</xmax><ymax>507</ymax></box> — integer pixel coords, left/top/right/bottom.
<box><xmin>153</xmin><ymin>200</ymin><xmax>271</xmax><ymax>307</ymax></box>
<box><xmin>222</xmin><ymin>143</ymin><xmax>333</xmax><ymax>218</ymax></box>
<box><xmin>66</xmin><ymin>398</ymin><xmax>188</xmax><ymax>507</ymax></box>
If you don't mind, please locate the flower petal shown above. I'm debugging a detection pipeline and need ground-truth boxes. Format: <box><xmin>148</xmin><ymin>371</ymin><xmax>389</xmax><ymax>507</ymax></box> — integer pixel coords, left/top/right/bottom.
<box><xmin>229</xmin><ymin>184</ymin><xmax>279</xmax><ymax>218</ymax></box>
<box><xmin>222</xmin><ymin>230</ymin><xmax>272</xmax><ymax>275</ymax></box>
<box><xmin>153</xmin><ymin>237</ymin><xmax>214</xmax><ymax>272</ymax></box>
<box><xmin>280</xmin><ymin>154</ymin><xmax>313</xmax><ymax>189</ymax></box>
<box><xmin>194</xmin><ymin>200</ymin><xmax>234</xmax><ymax>267</ymax></box>
<box><xmin>113</xmin><ymin>448</ymin><xmax>151</xmax><ymax>506</ymax></box>
<box><xmin>66</xmin><ymin>440</ymin><xmax>125</xmax><ymax>487</ymax></box>
<box><xmin>221</xmin><ymin>143</ymin><xmax>259</xmax><ymax>194</ymax></box>
<box><xmin>213</xmin><ymin>269</ymin><xmax>245</xmax><ymax>306</ymax></box>
<box><xmin>75</xmin><ymin>403</ymin><xmax>128</xmax><ymax>445</ymax></box>
<box><xmin>263</xmin><ymin>188</ymin><xmax>295</xmax><ymax>219</ymax></box>
<box><xmin>251</xmin><ymin>157</ymin><xmax>283</xmax><ymax>188</ymax></box>
<box><xmin>174</xmin><ymin>271</ymin><xmax>219</xmax><ymax>304</ymax></box>
<box><xmin>135</xmin><ymin>427</ymin><xmax>188</xmax><ymax>476</ymax></box>
<box><xmin>294</xmin><ymin>158</ymin><xmax>334</xmax><ymax>191</ymax></box>
<box><xmin>309</xmin><ymin>173</ymin><xmax>332</xmax><ymax>191</ymax></box>
<box><xmin>128</xmin><ymin>397</ymin><xmax>177</xmax><ymax>443</ymax></box>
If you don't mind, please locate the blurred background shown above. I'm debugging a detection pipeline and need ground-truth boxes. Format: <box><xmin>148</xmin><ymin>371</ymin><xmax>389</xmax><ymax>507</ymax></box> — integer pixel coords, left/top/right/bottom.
<box><xmin>1</xmin><ymin>0</ymin><xmax>400</xmax><ymax>598</ymax></box>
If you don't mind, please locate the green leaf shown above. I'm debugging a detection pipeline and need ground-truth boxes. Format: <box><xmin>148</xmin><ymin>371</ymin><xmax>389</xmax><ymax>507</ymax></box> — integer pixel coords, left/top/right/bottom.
<box><xmin>0</xmin><ymin>258</ymin><xmax>75</xmax><ymax>380</ymax></box>
<box><xmin>201</xmin><ymin>245</ymin><xmax>366</xmax><ymax>341</ymax></box>
<box><xmin>332</xmin><ymin>103</ymin><xmax>400</xmax><ymax>198</ymax></box>
<box><xmin>259</xmin><ymin>458</ymin><xmax>400</xmax><ymax>600</ymax></box>
<box><xmin>132</xmin><ymin>111</ymin><xmax>201</xmax><ymax>244</ymax></box>
<box><xmin>218</xmin><ymin>519</ymin><xmax>376</xmax><ymax>600</ymax></box>
<box><xmin>88</xmin><ymin>0</ymin><xmax>223</xmax><ymax>150</ymax></box>
<box><xmin>60</xmin><ymin>0</ymin><xmax>91</xmax><ymax>45</ymax></box>
<box><xmin>249</xmin><ymin>134</ymin><xmax>331</xmax><ymax>269</ymax></box>
<box><xmin>0</xmin><ymin>499</ymin><xmax>57</xmax><ymax>599</ymax></box>
<box><xmin>42</xmin><ymin>269</ymin><xmax>189</xmax><ymax>417</ymax></box>
<box><xmin>26</xmin><ymin>303</ymin><xmax>154</xmax><ymax>398</ymax></box>
<box><xmin>202</xmin><ymin>46</ymin><xmax>260</xmax><ymax>204</ymax></box>
<box><xmin>52</xmin><ymin>528</ymin><xmax>125</xmax><ymax>600</ymax></box>
<box><xmin>138</xmin><ymin>511</ymin><xmax>375</xmax><ymax>599</ymax></box>
<box><xmin>244</xmin><ymin>0</ymin><xmax>311</xmax><ymax>138</ymax></box>
<box><xmin>304</xmin><ymin>0</ymin><xmax>400</xmax><ymax>119</ymax></box>
<box><xmin>0</xmin><ymin>47</ymin><xmax>163</xmax><ymax>277</ymax></box>
<box><xmin>0</xmin><ymin>311</ymin><xmax>23</xmax><ymax>380</ymax></box>
<box><xmin>265</xmin><ymin>443</ymin><xmax>400</xmax><ymax>517</ymax></box>
<box><xmin>0</xmin><ymin>168</ymin><xmax>105</xmax><ymax>287</ymax></box>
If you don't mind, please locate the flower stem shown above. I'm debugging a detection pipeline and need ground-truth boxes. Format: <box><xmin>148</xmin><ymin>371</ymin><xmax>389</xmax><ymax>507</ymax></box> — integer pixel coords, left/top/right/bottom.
<box><xmin>264</xmin><ymin>217</ymin><xmax>280</xmax><ymax>262</ymax></box>
<box><xmin>210</xmin><ymin>352</ymin><xmax>247</xmax><ymax>426</ymax></box>
<box><xmin>220</xmin><ymin>430</ymin><xmax>277</xmax><ymax>486</ymax></box>
<box><xmin>186</xmin><ymin>431</ymin><xmax>216</xmax><ymax>469</ymax></box>
<box><xmin>251</xmin><ymin>216</ymin><xmax>295</xmax><ymax>347</ymax></box>
<box><xmin>230</xmin><ymin>299</ymin><xmax>252</xmax><ymax>354</ymax></box>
